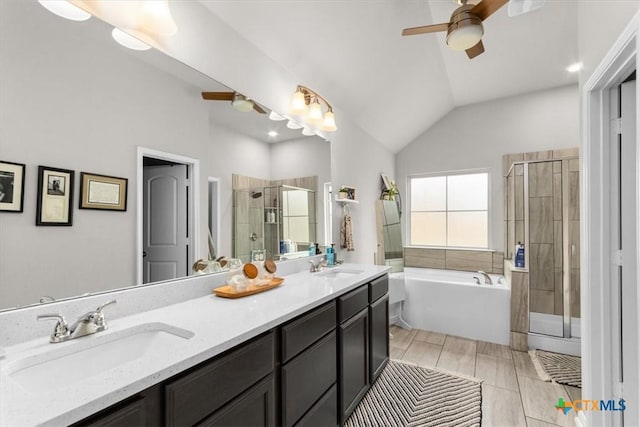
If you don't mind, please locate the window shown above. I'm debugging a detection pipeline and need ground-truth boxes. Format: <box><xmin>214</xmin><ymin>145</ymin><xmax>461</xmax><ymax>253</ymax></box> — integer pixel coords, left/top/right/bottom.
<box><xmin>409</xmin><ymin>171</ymin><xmax>488</xmax><ymax>248</ymax></box>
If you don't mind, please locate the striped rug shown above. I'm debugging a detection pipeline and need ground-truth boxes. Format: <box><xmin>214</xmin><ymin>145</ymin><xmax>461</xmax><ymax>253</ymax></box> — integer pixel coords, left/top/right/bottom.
<box><xmin>344</xmin><ymin>361</ymin><xmax>482</xmax><ymax>427</ymax></box>
<box><xmin>530</xmin><ymin>349</ymin><xmax>582</xmax><ymax>388</ymax></box>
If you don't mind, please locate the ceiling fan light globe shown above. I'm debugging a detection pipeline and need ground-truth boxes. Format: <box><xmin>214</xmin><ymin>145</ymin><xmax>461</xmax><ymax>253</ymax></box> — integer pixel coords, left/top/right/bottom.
<box><xmin>321</xmin><ymin>111</ymin><xmax>337</xmax><ymax>132</ymax></box>
<box><xmin>446</xmin><ymin>23</ymin><xmax>484</xmax><ymax>51</ymax></box>
<box><xmin>38</xmin><ymin>0</ymin><xmax>91</xmax><ymax>21</ymax></box>
<box><xmin>290</xmin><ymin>90</ymin><xmax>308</xmax><ymax>115</ymax></box>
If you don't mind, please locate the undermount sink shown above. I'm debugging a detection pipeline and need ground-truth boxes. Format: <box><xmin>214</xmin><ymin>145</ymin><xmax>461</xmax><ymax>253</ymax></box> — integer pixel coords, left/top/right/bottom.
<box><xmin>315</xmin><ymin>268</ymin><xmax>364</xmax><ymax>279</ymax></box>
<box><xmin>4</xmin><ymin>322</ymin><xmax>194</xmax><ymax>394</ymax></box>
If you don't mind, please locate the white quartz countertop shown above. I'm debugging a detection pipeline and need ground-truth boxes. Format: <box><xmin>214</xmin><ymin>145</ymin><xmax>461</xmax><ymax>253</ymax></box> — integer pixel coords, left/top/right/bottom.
<box><xmin>0</xmin><ymin>264</ymin><xmax>389</xmax><ymax>426</ymax></box>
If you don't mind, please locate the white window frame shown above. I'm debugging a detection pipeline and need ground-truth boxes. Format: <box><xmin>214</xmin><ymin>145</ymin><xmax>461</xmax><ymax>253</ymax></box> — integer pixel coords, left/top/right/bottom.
<box><xmin>407</xmin><ymin>168</ymin><xmax>491</xmax><ymax>250</ymax></box>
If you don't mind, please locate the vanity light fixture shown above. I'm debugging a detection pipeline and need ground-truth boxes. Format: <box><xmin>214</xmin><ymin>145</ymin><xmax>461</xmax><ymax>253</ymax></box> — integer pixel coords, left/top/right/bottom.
<box><xmin>289</xmin><ymin>85</ymin><xmax>337</xmax><ymax>132</ymax></box>
<box><xmin>38</xmin><ymin>0</ymin><xmax>91</xmax><ymax>21</ymax></box>
<box><xmin>112</xmin><ymin>27</ymin><xmax>152</xmax><ymax>51</ymax></box>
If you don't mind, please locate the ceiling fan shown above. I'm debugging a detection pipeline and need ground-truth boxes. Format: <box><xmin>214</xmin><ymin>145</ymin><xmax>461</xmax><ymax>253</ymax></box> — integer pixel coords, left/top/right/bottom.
<box><xmin>401</xmin><ymin>0</ymin><xmax>510</xmax><ymax>59</ymax></box>
<box><xmin>201</xmin><ymin>91</ymin><xmax>266</xmax><ymax>114</ymax></box>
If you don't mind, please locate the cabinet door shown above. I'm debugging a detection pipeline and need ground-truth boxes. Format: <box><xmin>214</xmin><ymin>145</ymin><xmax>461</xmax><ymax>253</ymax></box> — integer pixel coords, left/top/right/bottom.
<box><xmin>369</xmin><ymin>295</ymin><xmax>389</xmax><ymax>383</ymax></box>
<box><xmin>339</xmin><ymin>308</ymin><xmax>369</xmax><ymax>424</ymax></box>
<box><xmin>198</xmin><ymin>375</ymin><xmax>276</xmax><ymax>427</ymax></box>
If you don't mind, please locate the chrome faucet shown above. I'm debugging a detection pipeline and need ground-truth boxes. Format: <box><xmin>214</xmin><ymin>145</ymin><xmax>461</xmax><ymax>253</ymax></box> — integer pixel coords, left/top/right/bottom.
<box><xmin>308</xmin><ymin>257</ymin><xmax>325</xmax><ymax>273</ymax></box>
<box><xmin>38</xmin><ymin>299</ymin><xmax>117</xmax><ymax>343</ymax></box>
<box><xmin>477</xmin><ymin>271</ymin><xmax>493</xmax><ymax>285</ymax></box>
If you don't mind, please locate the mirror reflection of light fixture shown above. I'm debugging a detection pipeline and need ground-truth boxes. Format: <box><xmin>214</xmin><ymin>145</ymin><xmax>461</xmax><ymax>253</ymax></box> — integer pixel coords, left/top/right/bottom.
<box><xmin>111</xmin><ymin>28</ymin><xmax>152</xmax><ymax>51</ymax></box>
<box><xmin>301</xmin><ymin>127</ymin><xmax>315</xmax><ymax>136</ymax></box>
<box><xmin>287</xmin><ymin>120</ymin><xmax>303</xmax><ymax>130</ymax></box>
<box><xmin>38</xmin><ymin>0</ymin><xmax>92</xmax><ymax>21</ymax></box>
<box><xmin>289</xmin><ymin>85</ymin><xmax>337</xmax><ymax>132</ymax></box>
<box><xmin>269</xmin><ymin>111</ymin><xmax>286</xmax><ymax>121</ymax></box>
<box><xmin>231</xmin><ymin>93</ymin><xmax>254</xmax><ymax>112</ymax></box>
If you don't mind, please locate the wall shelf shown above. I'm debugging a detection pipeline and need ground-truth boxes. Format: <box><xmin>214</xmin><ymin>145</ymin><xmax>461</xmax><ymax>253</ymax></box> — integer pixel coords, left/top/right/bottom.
<box><xmin>335</xmin><ymin>197</ymin><xmax>359</xmax><ymax>204</ymax></box>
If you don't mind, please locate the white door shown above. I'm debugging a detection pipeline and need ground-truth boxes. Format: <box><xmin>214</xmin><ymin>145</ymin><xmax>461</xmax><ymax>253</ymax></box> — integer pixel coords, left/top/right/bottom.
<box><xmin>143</xmin><ymin>164</ymin><xmax>189</xmax><ymax>283</ymax></box>
<box><xmin>619</xmin><ymin>79</ymin><xmax>638</xmax><ymax>426</ymax></box>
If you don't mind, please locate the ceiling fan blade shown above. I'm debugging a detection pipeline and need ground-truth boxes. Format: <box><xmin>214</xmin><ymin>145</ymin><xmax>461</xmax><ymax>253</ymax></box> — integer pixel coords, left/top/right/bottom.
<box><xmin>253</xmin><ymin>104</ymin><xmax>266</xmax><ymax>114</ymax></box>
<box><xmin>470</xmin><ymin>0</ymin><xmax>509</xmax><ymax>20</ymax></box>
<box><xmin>402</xmin><ymin>22</ymin><xmax>449</xmax><ymax>36</ymax></box>
<box><xmin>201</xmin><ymin>92</ymin><xmax>234</xmax><ymax>101</ymax></box>
<box><xmin>465</xmin><ymin>40</ymin><xmax>485</xmax><ymax>59</ymax></box>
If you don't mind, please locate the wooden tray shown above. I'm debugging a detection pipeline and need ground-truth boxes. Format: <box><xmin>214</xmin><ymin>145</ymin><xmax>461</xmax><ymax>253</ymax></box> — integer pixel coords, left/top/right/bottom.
<box><xmin>213</xmin><ymin>277</ymin><xmax>284</xmax><ymax>299</ymax></box>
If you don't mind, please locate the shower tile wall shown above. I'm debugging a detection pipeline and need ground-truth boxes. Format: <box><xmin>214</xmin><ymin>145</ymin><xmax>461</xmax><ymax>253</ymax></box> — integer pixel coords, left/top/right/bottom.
<box><xmin>528</xmin><ymin>161</ymin><xmax>559</xmax><ymax>315</ymax></box>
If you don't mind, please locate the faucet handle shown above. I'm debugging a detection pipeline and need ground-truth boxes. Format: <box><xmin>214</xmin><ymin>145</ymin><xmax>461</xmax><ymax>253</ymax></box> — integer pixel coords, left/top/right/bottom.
<box><xmin>37</xmin><ymin>314</ymin><xmax>69</xmax><ymax>341</ymax></box>
<box><xmin>96</xmin><ymin>299</ymin><xmax>117</xmax><ymax>314</ymax></box>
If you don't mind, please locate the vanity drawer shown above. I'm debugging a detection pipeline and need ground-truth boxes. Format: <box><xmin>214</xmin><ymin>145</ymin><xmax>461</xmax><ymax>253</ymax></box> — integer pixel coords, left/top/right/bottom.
<box><xmin>295</xmin><ymin>384</ymin><xmax>338</xmax><ymax>427</ymax></box>
<box><xmin>338</xmin><ymin>285</ymin><xmax>368</xmax><ymax>322</ymax></box>
<box><xmin>369</xmin><ymin>275</ymin><xmax>389</xmax><ymax>303</ymax></box>
<box><xmin>282</xmin><ymin>331</ymin><xmax>337</xmax><ymax>427</ymax></box>
<box><xmin>165</xmin><ymin>331</ymin><xmax>275</xmax><ymax>426</ymax></box>
<box><xmin>281</xmin><ymin>301</ymin><xmax>336</xmax><ymax>363</ymax></box>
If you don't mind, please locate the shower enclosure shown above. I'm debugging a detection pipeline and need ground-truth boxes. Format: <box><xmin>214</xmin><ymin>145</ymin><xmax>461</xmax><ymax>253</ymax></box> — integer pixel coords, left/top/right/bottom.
<box><xmin>506</xmin><ymin>157</ymin><xmax>580</xmax><ymax>339</ymax></box>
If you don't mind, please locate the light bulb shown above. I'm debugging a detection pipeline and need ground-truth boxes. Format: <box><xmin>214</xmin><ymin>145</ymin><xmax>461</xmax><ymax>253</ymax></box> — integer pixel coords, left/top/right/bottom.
<box><xmin>290</xmin><ymin>89</ymin><xmax>308</xmax><ymax>115</ymax></box>
<box><xmin>307</xmin><ymin>99</ymin><xmax>323</xmax><ymax>124</ymax></box>
<box><xmin>38</xmin><ymin>0</ymin><xmax>91</xmax><ymax>21</ymax></box>
<box><xmin>321</xmin><ymin>111</ymin><xmax>337</xmax><ymax>132</ymax></box>
<box><xmin>112</xmin><ymin>28</ymin><xmax>152</xmax><ymax>51</ymax></box>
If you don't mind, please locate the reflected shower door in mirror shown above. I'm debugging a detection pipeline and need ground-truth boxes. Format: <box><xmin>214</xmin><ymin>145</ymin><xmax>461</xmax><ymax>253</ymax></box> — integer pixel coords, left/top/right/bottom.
<box><xmin>233</xmin><ymin>175</ymin><xmax>321</xmax><ymax>262</ymax></box>
<box><xmin>0</xmin><ymin>0</ymin><xmax>331</xmax><ymax>310</ymax></box>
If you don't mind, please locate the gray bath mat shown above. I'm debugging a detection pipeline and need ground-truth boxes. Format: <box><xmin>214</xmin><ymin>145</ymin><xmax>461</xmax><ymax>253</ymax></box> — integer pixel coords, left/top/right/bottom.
<box><xmin>530</xmin><ymin>349</ymin><xmax>582</xmax><ymax>388</ymax></box>
<box><xmin>344</xmin><ymin>361</ymin><xmax>482</xmax><ymax>427</ymax></box>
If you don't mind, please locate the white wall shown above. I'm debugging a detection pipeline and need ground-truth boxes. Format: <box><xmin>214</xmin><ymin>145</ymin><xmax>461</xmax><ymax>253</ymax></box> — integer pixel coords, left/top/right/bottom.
<box><xmin>0</xmin><ymin>0</ymin><xmax>271</xmax><ymax>307</ymax></box>
<box><xmin>396</xmin><ymin>85</ymin><xmax>579</xmax><ymax>251</ymax></box>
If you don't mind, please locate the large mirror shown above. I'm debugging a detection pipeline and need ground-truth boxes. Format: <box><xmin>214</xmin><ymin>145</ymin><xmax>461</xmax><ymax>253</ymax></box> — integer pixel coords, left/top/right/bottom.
<box><xmin>0</xmin><ymin>0</ymin><xmax>331</xmax><ymax>310</ymax></box>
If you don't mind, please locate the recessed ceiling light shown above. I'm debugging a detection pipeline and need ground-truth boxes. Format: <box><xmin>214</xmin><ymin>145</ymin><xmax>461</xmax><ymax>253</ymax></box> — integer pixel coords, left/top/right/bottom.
<box><xmin>268</xmin><ymin>131</ymin><xmax>278</xmax><ymax>137</ymax></box>
<box><xmin>566</xmin><ymin>62</ymin><xmax>583</xmax><ymax>73</ymax></box>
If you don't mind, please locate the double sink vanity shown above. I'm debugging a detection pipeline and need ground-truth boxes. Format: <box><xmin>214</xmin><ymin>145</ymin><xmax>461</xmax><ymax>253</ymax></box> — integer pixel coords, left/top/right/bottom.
<box><xmin>0</xmin><ymin>262</ymin><xmax>389</xmax><ymax>426</ymax></box>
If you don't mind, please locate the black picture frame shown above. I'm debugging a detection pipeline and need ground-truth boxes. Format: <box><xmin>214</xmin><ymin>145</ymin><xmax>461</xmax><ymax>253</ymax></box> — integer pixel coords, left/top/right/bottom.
<box><xmin>36</xmin><ymin>165</ymin><xmax>74</xmax><ymax>226</ymax></box>
<box><xmin>0</xmin><ymin>160</ymin><xmax>26</xmax><ymax>213</ymax></box>
<box><xmin>79</xmin><ymin>172</ymin><xmax>128</xmax><ymax>211</ymax></box>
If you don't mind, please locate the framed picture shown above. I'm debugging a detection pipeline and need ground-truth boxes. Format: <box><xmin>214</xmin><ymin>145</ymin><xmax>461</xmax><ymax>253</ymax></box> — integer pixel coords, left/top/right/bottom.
<box><xmin>36</xmin><ymin>165</ymin><xmax>74</xmax><ymax>226</ymax></box>
<box><xmin>381</xmin><ymin>173</ymin><xmax>392</xmax><ymax>191</ymax></box>
<box><xmin>0</xmin><ymin>160</ymin><xmax>26</xmax><ymax>213</ymax></box>
<box><xmin>79</xmin><ymin>172</ymin><xmax>128</xmax><ymax>211</ymax></box>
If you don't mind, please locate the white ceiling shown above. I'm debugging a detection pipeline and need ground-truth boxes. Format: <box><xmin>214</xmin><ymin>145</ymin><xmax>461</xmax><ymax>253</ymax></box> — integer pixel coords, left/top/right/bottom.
<box><xmin>200</xmin><ymin>0</ymin><xmax>579</xmax><ymax>153</ymax></box>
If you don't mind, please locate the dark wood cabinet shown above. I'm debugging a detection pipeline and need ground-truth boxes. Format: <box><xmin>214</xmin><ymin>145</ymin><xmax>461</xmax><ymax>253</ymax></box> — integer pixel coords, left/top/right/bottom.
<box><xmin>369</xmin><ymin>295</ymin><xmax>389</xmax><ymax>383</ymax></box>
<box><xmin>197</xmin><ymin>375</ymin><xmax>276</xmax><ymax>427</ymax></box>
<box><xmin>74</xmin><ymin>274</ymin><xmax>389</xmax><ymax>427</ymax></box>
<box><xmin>338</xmin><ymin>307</ymin><xmax>369</xmax><ymax>424</ymax></box>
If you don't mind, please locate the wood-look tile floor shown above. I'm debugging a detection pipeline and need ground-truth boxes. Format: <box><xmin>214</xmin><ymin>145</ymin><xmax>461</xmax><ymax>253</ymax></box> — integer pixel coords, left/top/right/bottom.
<box><xmin>390</xmin><ymin>326</ymin><xmax>581</xmax><ymax>427</ymax></box>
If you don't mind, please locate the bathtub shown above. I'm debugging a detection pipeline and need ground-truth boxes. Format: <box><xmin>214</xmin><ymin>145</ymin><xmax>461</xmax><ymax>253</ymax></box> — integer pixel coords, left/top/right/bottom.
<box><xmin>402</xmin><ymin>267</ymin><xmax>511</xmax><ymax>345</ymax></box>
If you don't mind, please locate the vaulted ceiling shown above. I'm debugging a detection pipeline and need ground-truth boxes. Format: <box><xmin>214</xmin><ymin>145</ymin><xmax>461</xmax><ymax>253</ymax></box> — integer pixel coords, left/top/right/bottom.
<box><xmin>200</xmin><ymin>0</ymin><xmax>579</xmax><ymax>153</ymax></box>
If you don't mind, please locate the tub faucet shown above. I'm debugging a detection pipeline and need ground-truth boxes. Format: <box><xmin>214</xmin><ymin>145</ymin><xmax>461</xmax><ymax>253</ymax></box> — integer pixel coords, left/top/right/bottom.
<box><xmin>477</xmin><ymin>271</ymin><xmax>493</xmax><ymax>285</ymax></box>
